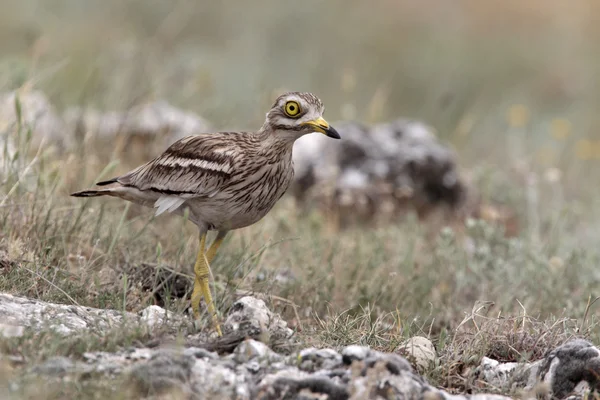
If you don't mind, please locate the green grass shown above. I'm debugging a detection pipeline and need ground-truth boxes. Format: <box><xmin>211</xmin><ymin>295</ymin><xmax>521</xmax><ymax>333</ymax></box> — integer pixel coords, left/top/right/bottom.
<box><xmin>2</xmin><ymin>1</ymin><xmax>600</xmax><ymax>398</ymax></box>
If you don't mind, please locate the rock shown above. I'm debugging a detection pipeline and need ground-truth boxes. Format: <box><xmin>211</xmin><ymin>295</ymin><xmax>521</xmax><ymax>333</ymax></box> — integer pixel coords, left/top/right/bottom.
<box><xmin>0</xmin><ymin>323</ymin><xmax>24</xmax><ymax>338</ymax></box>
<box><xmin>340</xmin><ymin>345</ymin><xmax>372</xmax><ymax>364</ymax></box>
<box><xmin>0</xmin><ymin>292</ymin><xmax>526</xmax><ymax>399</ymax></box>
<box><xmin>397</xmin><ymin>336</ymin><xmax>437</xmax><ymax>372</ymax></box>
<box><xmin>183</xmin><ymin>347</ymin><xmax>218</xmax><ymax>361</ymax></box>
<box><xmin>0</xmin><ymin>89</ymin><xmax>70</xmax><ymax>150</ymax></box>
<box><xmin>0</xmin><ymin>293</ymin><xmax>186</xmax><ymax>336</ymax></box>
<box><xmin>259</xmin><ymin>375</ymin><xmax>348</xmax><ymax>400</ymax></box>
<box><xmin>340</xmin><ymin>344</ymin><xmax>414</xmax><ymax>376</ymax></box>
<box><xmin>234</xmin><ymin>339</ymin><xmax>282</xmax><ymax>365</ymax></box>
<box><xmin>538</xmin><ymin>339</ymin><xmax>600</xmax><ymax>398</ymax></box>
<box><xmin>31</xmin><ymin>356</ymin><xmax>76</xmax><ymax>376</ymax></box>
<box><xmin>298</xmin><ymin>348</ymin><xmax>343</xmax><ymax>372</ymax></box>
<box><xmin>139</xmin><ymin>305</ymin><xmax>175</xmax><ymax>329</ymax></box>
<box><xmin>64</xmin><ymin>100</ymin><xmax>212</xmax><ymax>161</ymax></box>
<box><xmin>477</xmin><ymin>357</ymin><xmax>534</xmax><ymax>391</ymax></box>
<box><xmin>129</xmin><ymin>348</ymin><xmax>251</xmax><ymax>399</ymax></box>
<box><xmin>339</xmin><ymin>344</ymin><xmax>413</xmax><ymax>376</ymax></box>
<box><xmin>257</xmin><ymin>344</ymin><xmax>509</xmax><ymax>400</ymax></box>
<box><xmin>82</xmin><ymin>348</ymin><xmax>155</xmax><ymax>375</ymax></box>
<box><xmin>0</xmin><ymin>292</ymin><xmax>135</xmax><ymax>335</ymax></box>
<box><xmin>129</xmin><ymin>349</ymin><xmax>196</xmax><ymax>397</ymax></box>
<box><xmin>190</xmin><ymin>357</ymin><xmax>251</xmax><ymax>399</ymax></box>
<box><xmin>223</xmin><ymin>296</ymin><xmax>294</xmax><ymax>344</ymax></box>
<box><xmin>292</xmin><ymin>119</ymin><xmax>472</xmax><ymax>227</ymax></box>
<box><xmin>474</xmin><ymin>338</ymin><xmax>600</xmax><ymax>399</ymax></box>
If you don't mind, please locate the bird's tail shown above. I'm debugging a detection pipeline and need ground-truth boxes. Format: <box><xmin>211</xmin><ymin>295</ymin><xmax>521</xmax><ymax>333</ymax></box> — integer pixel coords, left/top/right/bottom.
<box><xmin>70</xmin><ymin>189</ymin><xmax>112</xmax><ymax>197</ymax></box>
<box><xmin>71</xmin><ymin>177</ymin><xmax>119</xmax><ymax>197</ymax></box>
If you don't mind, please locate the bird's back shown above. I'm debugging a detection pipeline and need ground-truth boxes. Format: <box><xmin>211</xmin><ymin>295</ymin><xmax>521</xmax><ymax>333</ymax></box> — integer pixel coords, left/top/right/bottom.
<box><xmin>187</xmin><ymin>133</ymin><xmax>296</xmax><ymax>230</ymax></box>
<box><xmin>94</xmin><ymin>132</ymin><xmax>295</xmax><ymax>230</ymax></box>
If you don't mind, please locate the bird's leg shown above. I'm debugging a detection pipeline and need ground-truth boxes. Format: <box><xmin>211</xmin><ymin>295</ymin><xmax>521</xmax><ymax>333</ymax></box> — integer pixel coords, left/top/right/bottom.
<box><xmin>191</xmin><ymin>233</ymin><xmax>222</xmax><ymax>336</ymax></box>
<box><xmin>205</xmin><ymin>231</ymin><xmax>228</xmax><ymax>264</ymax></box>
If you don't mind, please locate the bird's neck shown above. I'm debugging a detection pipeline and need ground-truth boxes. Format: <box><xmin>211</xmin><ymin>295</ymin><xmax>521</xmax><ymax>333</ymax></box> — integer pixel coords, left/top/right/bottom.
<box><xmin>255</xmin><ymin>126</ymin><xmax>301</xmax><ymax>148</ymax></box>
<box><xmin>251</xmin><ymin>128</ymin><xmax>296</xmax><ymax>163</ymax></box>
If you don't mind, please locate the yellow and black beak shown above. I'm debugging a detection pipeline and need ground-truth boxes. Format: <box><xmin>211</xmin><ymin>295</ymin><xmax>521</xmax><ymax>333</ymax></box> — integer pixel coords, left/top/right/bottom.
<box><xmin>302</xmin><ymin>117</ymin><xmax>341</xmax><ymax>139</ymax></box>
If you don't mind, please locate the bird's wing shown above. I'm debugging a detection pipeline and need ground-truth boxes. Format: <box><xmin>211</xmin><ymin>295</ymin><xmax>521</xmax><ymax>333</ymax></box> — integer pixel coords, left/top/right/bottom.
<box><xmin>115</xmin><ymin>134</ymin><xmax>239</xmax><ymax>198</ymax></box>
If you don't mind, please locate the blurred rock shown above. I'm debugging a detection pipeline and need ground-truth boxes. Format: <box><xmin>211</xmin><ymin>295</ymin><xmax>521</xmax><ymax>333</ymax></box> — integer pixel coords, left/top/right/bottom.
<box><xmin>4</xmin><ymin>291</ymin><xmax>555</xmax><ymax>399</ymax></box>
<box><xmin>397</xmin><ymin>336</ymin><xmax>437</xmax><ymax>373</ymax></box>
<box><xmin>223</xmin><ymin>296</ymin><xmax>294</xmax><ymax>344</ymax></box>
<box><xmin>129</xmin><ymin>349</ymin><xmax>197</xmax><ymax>398</ymax></box>
<box><xmin>474</xmin><ymin>338</ymin><xmax>600</xmax><ymax>399</ymax></box>
<box><xmin>258</xmin><ymin>344</ymin><xmax>508</xmax><ymax>400</ymax></box>
<box><xmin>0</xmin><ymin>292</ymin><xmax>133</xmax><ymax>335</ymax></box>
<box><xmin>0</xmin><ymin>323</ymin><xmax>24</xmax><ymax>338</ymax></box>
<box><xmin>0</xmin><ymin>292</ymin><xmax>186</xmax><ymax>336</ymax></box>
<box><xmin>292</xmin><ymin>119</ymin><xmax>475</xmax><ymax>228</ymax></box>
<box><xmin>234</xmin><ymin>339</ymin><xmax>282</xmax><ymax>365</ymax></box>
<box><xmin>297</xmin><ymin>348</ymin><xmax>343</xmax><ymax>372</ymax></box>
<box><xmin>139</xmin><ymin>305</ymin><xmax>176</xmax><ymax>330</ymax></box>
<box><xmin>64</xmin><ymin>100</ymin><xmax>212</xmax><ymax>161</ymax></box>
<box><xmin>0</xmin><ymin>89</ymin><xmax>70</xmax><ymax>150</ymax></box>
<box><xmin>31</xmin><ymin>356</ymin><xmax>78</xmax><ymax>377</ymax></box>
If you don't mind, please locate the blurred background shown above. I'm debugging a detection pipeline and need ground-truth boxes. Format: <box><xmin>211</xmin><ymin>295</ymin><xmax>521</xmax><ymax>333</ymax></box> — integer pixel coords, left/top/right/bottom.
<box><xmin>1</xmin><ymin>0</ymin><xmax>599</xmax><ymax>347</ymax></box>
<box><xmin>2</xmin><ymin>1</ymin><xmax>600</xmax><ymax>190</ymax></box>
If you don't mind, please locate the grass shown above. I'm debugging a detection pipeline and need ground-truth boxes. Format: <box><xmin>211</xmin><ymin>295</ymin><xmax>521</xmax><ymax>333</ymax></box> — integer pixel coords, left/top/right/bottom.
<box><xmin>1</xmin><ymin>1</ymin><xmax>600</xmax><ymax>398</ymax></box>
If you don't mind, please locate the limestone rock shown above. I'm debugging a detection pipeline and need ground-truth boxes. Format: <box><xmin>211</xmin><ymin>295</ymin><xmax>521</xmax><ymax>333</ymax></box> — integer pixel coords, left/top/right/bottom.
<box><xmin>0</xmin><ymin>89</ymin><xmax>70</xmax><ymax>150</ymax></box>
<box><xmin>0</xmin><ymin>292</ymin><xmax>550</xmax><ymax>399</ymax></box>
<box><xmin>64</xmin><ymin>100</ymin><xmax>212</xmax><ymax>161</ymax></box>
<box><xmin>0</xmin><ymin>293</ymin><xmax>187</xmax><ymax>336</ymax></box>
<box><xmin>0</xmin><ymin>323</ymin><xmax>24</xmax><ymax>338</ymax></box>
<box><xmin>223</xmin><ymin>296</ymin><xmax>294</xmax><ymax>344</ymax></box>
<box><xmin>397</xmin><ymin>336</ymin><xmax>437</xmax><ymax>373</ymax></box>
<box><xmin>234</xmin><ymin>339</ymin><xmax>282</xmax><ymax>365</ymax></box>
<box><xmin>474</xmin><ymin>338</ymin><xmax>600</xmax><ymax>399</ymax></box>
<box><xmin>0</xmin><ymin>292</ymin><xmax>134</xmax><ymax>335</ymax></box>
<box><xmin>297</xmin><ymin>348</ymin><xmax>343</xmax><ymax>372</ymax></box>
<box><xmin>139</xmin><ymin>305</ymin><xmax>177</xmax><ymax>330</ymax></box>
<box><xmin>292</xmin><ymin>119</ymin><xmax>472</xmax><ymax>227</ymax></box>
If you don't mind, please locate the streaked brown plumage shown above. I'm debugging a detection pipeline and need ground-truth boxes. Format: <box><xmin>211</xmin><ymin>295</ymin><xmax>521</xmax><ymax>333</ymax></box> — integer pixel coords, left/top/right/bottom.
<box><xmin>71</xmin><ymin>92</ymin><xmax>340</xmax><ymax>335</ymax></box>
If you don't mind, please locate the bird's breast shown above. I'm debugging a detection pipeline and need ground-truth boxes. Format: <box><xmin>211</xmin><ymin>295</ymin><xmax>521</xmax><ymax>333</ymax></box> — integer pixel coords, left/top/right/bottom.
<box><xmin>195</xmin><ymin>159</ymin><xmax>294</xmax><ymax>230</ymax></box>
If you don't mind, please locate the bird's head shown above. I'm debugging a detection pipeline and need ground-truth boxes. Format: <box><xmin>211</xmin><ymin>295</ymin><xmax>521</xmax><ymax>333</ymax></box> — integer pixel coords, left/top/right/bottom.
<box><xmin>261</xmin><ymin>92</ymin><xmax>340</xmax><ymax>142</ymax></box>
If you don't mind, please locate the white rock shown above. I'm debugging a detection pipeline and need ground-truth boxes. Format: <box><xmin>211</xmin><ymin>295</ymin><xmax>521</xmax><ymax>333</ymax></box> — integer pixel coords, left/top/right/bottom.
<box><xmin>139</xmin><ymin>305</ymin><xmax>170</xmax><ymax>329</ymax></box>
<box><xmin>397</xmin><ymin>336</ymin><xmax>437</xmax><ymax>372</ymax></box>
<box><xmin>0</xmin><ymin>323</ymin><xmax>24</xmax><ymax>338</ymax></box>
<box><xmin>223</xmin><ymin>296</ymin><xmax>293</xmax><ymax>342</ymax></box>
<box><xmin>234</xmin><ymin>339</ymin><xmax>281</xmax><ymax>364</ymax></box>
<box><xmin>0</xmin><ymin>90</ymin><xmax>70</xmax><ymax>149</ymax></box>
<box><xmin>341</xmin><ymin>345</ymin><xmax>371</xmax><ymax>362</ymax></box>
<box><xmin>190</xmin><ymin>358</ymin><xmax>251</xmax><ymax>400</ymax></box>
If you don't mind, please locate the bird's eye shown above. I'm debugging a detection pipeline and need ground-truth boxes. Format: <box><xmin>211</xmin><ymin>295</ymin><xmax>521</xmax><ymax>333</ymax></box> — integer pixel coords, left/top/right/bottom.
<box><xmin>284</xmin><ymin>101</ymin><xmax>301</xmax><ymax>117</ymax></box>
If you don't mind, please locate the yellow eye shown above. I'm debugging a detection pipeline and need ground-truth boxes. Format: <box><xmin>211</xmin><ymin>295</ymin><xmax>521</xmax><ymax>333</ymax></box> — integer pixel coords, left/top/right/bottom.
<box><xmin>284</xmin><ymin>101</ymin><xmax>301</xmax><ymax>117</ymax></box>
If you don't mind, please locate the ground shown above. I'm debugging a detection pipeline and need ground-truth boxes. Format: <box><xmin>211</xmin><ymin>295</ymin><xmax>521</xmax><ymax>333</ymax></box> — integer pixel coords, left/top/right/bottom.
<box><xmin>1</xmin><ymin>1</ymin><xmax>600</xmax><ymax>398</ymax></box>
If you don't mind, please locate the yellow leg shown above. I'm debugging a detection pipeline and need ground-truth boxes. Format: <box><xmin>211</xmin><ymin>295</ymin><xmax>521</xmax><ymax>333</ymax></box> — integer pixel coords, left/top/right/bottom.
<box><xmin>206</xmin><ymin>231</ymin><xmax>227</xmax><ymax>264</ymax></box>
<box><xmin>190</xmin><ymin>233</ymin><xmax>222</xmax><ymax>336</ymax></box>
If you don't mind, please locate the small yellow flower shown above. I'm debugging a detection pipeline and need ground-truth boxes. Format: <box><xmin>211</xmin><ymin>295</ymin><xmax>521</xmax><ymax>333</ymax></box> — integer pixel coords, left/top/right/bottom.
<box><xmin>593</xmin><ymin>140</ymin><xmax>600</xmax><ymax>159</ymax></box>
<box><xmin>506</xmin><ymin>104</ymin><xmax>530</xmax><ymax>128</ymax></box>
<box><xmin>550</xmin><ymin>118</ymin><xmax>572</xmax><ymax>140</ymax></box>
<box><xmin>574</xmin><ymin>139</ymin><xmax>593</xmax><ymax>160</ymax></box>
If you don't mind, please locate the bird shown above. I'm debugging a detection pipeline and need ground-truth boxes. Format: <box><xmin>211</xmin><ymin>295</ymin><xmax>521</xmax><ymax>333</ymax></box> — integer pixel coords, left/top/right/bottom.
<box><xmin>70</xmin><ymin>92</ymin><xmax>340</xmax><ymax>336</ymax></box>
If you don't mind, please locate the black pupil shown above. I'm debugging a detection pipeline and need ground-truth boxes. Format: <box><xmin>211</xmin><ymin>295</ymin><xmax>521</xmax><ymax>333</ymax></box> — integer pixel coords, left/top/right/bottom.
<box><xmin>289</xmin><ymin>105</ymin><xmax>295</xmax><ymax>111</ymax></box>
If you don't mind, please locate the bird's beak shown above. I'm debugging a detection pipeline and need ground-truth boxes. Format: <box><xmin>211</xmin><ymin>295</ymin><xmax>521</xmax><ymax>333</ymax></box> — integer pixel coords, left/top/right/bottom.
<box><xmin>302</xmin><ymin>117</ymin><xmax>341</xmax><ymax>139</ymax></box>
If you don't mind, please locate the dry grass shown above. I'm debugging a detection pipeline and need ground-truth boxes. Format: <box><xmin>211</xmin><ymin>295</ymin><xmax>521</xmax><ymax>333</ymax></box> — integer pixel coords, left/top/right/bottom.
<box><xmin>1</xmin><ymin>1</ymin><xmax>600</xmax><ymax>398</ymax></box>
